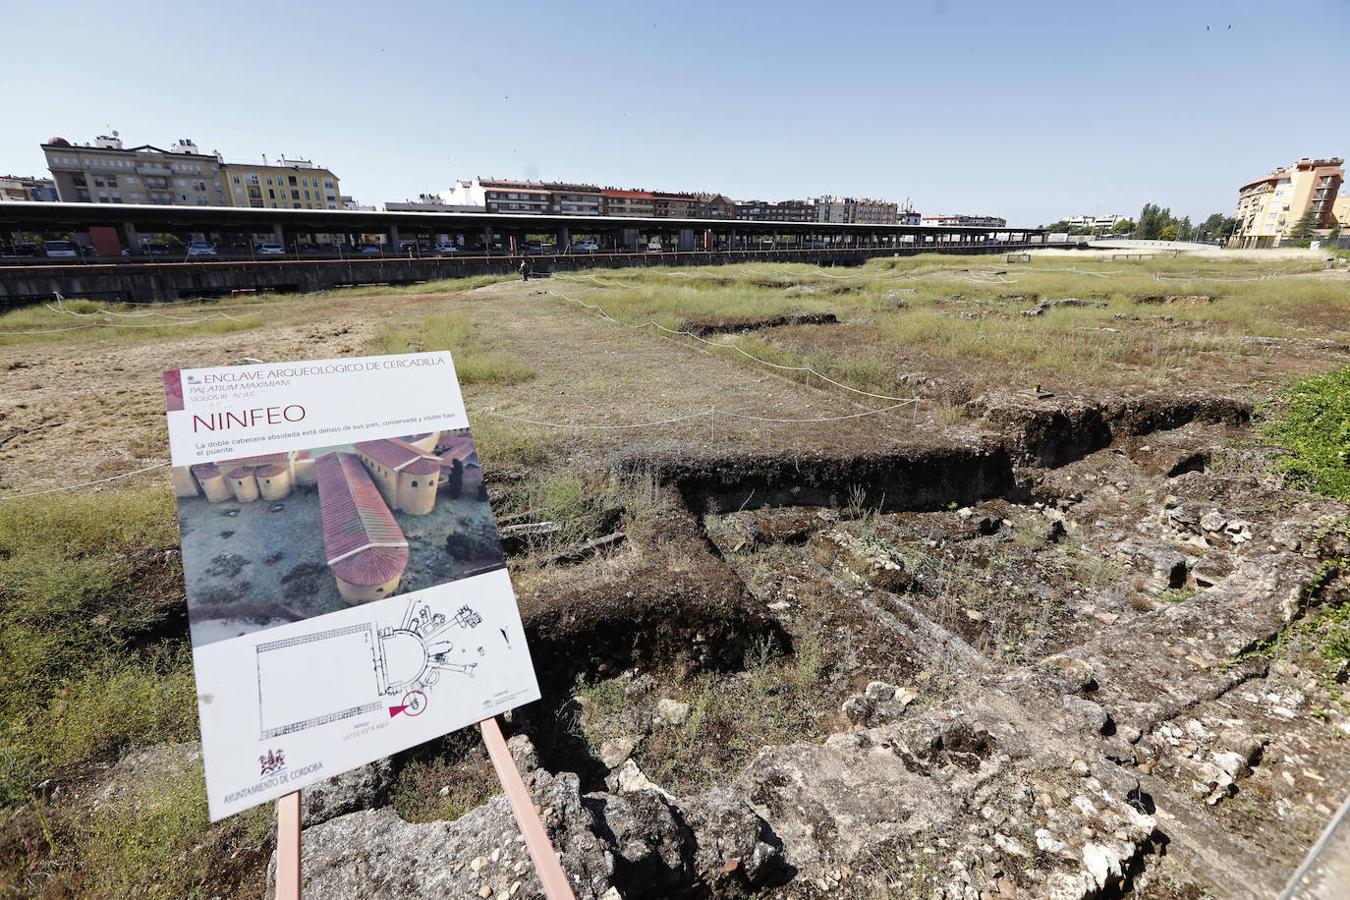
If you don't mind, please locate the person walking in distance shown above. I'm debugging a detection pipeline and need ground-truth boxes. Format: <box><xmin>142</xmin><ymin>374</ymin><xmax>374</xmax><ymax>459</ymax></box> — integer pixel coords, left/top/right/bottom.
<box><xmin>519</xmin><ymin>258</ymin><xmax>530</xmax><ymax>282</ymax></box>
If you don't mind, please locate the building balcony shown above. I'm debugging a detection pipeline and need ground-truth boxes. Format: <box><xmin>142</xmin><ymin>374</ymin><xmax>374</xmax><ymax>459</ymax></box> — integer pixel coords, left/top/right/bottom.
<box><xmin>137</xmin><ymin>165</ymin><xmax>172</xmax><ymax>176</ymax></box>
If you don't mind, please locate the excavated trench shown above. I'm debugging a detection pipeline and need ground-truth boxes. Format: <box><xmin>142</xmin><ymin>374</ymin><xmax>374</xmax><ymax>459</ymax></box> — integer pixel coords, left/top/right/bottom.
<box><xmin>678</xmin><ymin>313</ymin><xmax>839</xmax><ymax>336</ymax></box>
<box><xmin>514</xmin><ymin>393</ymin><xmax>1254</xmax><ymax>693</ymax></box>
<box><xmin>500</xmin><ymin>394</ymin><xmax>1259</xmax><ymax>775</ymax></box>
<box><xmin>367</xmin><ymin>391</ymin><xmax>1342</xmax><ymax>899</ymax></box>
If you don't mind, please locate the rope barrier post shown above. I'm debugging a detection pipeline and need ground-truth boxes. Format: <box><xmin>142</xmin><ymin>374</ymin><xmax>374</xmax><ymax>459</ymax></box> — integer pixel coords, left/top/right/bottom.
<box><xmin>480</xmin><ymin>717</ymin><xmax>577</xmax><ymax>900</ymax></box>
<box><xmin>274</xmin><ymin>791</ymin><xmax>301</xmax><ymax>900</ymax></box>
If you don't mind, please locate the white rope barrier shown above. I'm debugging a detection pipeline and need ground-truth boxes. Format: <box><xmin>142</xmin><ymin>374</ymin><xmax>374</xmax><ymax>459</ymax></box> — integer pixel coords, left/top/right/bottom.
<box><xmin>0</xmin><ymin>461</ymin><xmax>170</xmax><ymax>502</ymax></box>
<box><xmin>474</xmin><ymin>400</ymin><xmax>915</xmax><ymax>431</ymax></box>
<box><xmin>544</xmin><ymin>285</ymin><xmax>921</xmax><ymax>405</ymax></box>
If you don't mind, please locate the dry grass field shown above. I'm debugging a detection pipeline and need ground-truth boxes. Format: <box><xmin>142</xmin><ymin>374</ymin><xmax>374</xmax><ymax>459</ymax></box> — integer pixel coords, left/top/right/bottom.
<box><xmin>1</xmin><ymin>253</ymin><xmax>1347</xmax><ymax>898</ymax></box>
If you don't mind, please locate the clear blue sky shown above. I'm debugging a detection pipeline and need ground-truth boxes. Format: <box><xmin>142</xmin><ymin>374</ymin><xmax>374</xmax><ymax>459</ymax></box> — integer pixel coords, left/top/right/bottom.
<box><xmin>2</xmin><ymin>0</ymin><xmax>1346</xmax><ymax>225</ymax></box>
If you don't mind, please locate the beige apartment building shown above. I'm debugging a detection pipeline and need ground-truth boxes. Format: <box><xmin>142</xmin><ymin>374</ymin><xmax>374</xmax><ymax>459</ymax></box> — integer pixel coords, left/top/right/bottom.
<box><xmin>42</xmin><ymin>133</ymin><xmax>227</xmax><ymax>205</ymax></box>
<box><xmin>1232</xmin><ymin>157</ymin><xmax>1343</xmax><ymax>247</ymax></box>
<box><xmin>1332</xmin><ymin>194</ymin><xmax>1350</xmax><ymax>233</ymax></box>
<box><xmin>222</xmin><ymin>157</ymin><xmax>340</xmax><ymax>209</ymax></box>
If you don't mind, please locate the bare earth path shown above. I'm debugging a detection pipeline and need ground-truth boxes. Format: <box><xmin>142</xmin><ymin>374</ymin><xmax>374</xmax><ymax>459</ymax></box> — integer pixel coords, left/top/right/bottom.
<box><xmin>0</xmin><ymin>280</ymin><xmax>950</xmax><ymax>492</ymax></box>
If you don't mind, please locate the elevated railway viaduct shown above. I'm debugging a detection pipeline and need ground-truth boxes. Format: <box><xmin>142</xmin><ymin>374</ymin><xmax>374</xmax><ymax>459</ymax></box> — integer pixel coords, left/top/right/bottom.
<box><xmin>0</xmin><ymin>202</ymin><xmax>1071</xmax><ymax>305</ymax></box>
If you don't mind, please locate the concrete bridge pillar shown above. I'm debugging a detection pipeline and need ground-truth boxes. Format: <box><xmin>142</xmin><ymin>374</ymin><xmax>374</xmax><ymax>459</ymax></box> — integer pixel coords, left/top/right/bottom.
<box><xmin>678</xmin><ymin>228</ymin><xmax>694</xmax><ymax>251</ymax></box>
<box><xmin>388</xmin><ymin>225</ymin><xmax>402</xmax><ymax>253</ymax></box>
<box><xmin>622</xmin><ymin>227</ymin><xmax>638</xmax><ymax>250</ymax></box>
<box><xmin>271</xmin><ymin>224</ymin><xmax>284</xmax><ymax>247</ymax></box>
<box><xmin>120</xmin><ymin>222</ymin><xmax>140</xmax><ymax>253</ymax></box>
<box><xmin>557</xmin><ymin>226</ymin><xmax>570</xmax><ymax>249</ymax></box>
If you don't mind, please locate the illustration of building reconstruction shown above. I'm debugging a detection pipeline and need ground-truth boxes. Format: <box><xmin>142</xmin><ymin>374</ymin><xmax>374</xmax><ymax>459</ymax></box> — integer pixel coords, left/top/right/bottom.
<box><xmin>316</xmin><ymin>452</ymin><xmax>411</xmax><ymax>603</ymax></box>
<box><xmin>173</xmin><ymin>431</ymin><xmax>485</xmax><ymax>606</ymax></box>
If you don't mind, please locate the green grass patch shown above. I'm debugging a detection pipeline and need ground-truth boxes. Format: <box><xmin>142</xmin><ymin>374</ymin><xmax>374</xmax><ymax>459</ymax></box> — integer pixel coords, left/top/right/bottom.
<box><xmin>551</xmin><ymin>254</ymin><xmax>1349</xmax><ymax>392</ymax></box>
<box><xmin>633</xmin><ymin>630</ymin><xmax>829</xmax><ymax>792</ymax></box>
<box><xmin>390</xmin><ymin>755</ymin><xmax>500</xmax><ymax>824</ymax></box>
<box><xmin>66</xmin><ymin>759</ymin><xmax>272</xmax><ymax>898</ymax></box>
<box><xmin>368</xmin><ymin>311</ymin><xmax>533</xmax><ymax>385</ymax></box>
<box><xmin>0</xmin><ymin>298</ymin><xmax>277</xmax><ymax>347</ymax></box>
<box><xmin>0</xmin><ymin>486</ymin><xmax>191</xmax><ymax>806</ymax></box>
<box><xmin>308</xmin><ymin>273</ymin><xmax>513</xmax><ymax>300</ymax></box>
<box><xmin>1263</xmin><ymin>368</ymin><xmax>1350</xmax><ymax>500</ymax></box>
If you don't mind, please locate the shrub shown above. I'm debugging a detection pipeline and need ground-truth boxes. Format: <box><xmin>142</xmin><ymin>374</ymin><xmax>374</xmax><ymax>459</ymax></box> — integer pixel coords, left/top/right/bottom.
<box><xmin>1263</xmin><ymin>368</ymin><xmax>1350</xmax><ymax>500</ymax></box>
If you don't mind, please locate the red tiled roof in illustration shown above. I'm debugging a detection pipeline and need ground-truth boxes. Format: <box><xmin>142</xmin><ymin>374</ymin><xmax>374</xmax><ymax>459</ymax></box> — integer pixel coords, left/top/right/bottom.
<box><xmin>403</xmin><ymin>457</ymin><xmax>439</xmax><ymax>477</ymax></box>
<box><xmin>316</xmin><ymin>452</ymin><xmax>409</xmax><ymax>586</ymax></box>
<box><xmin>255</xmin><ymin>463</ymin><xmax>287</xmax><ymax>478</ymax></box>
<box><xmin>225</xmin><ymin>467</ymin><xmax>254</xmax><ymax>480</ymax></box>
<box><xmin>191</xmin><ymin>463</ymin><xmax>222</xmax><ymax>480</ymax></box>
<box><xmin>438</xmin><ymin>436</ymin><xmax>477</xmax><ymax>466</ymax></box>
<box><xmin>218</xmin><ymin>451</ymin><xmax>290</xmax><ymax>469</ymax></box>
<box><xmin>354</xmin><ymin>437</ymin><xmax>438</xmax><ymax>472</ymax></box>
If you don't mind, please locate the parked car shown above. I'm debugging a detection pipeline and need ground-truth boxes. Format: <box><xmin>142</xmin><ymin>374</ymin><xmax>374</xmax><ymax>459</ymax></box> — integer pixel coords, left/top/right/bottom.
<box><xmin>186</xmin><ymin>241</ymin><xmax>218</xmax><ymax>257</ymax></box>
<box><xmin>4</xmin><ymin>242</ymin><xmax>41</xmax><ymax>257</ymax></box>
<box><xmin>255</xmin><ymin>242</ymin><xmax>285</xmax><ymax>256</ymax></box>
<box><xmin>570</xmin><ymin>240</ymin><xmax>599</xmax><ymax>253</ymax></box>
<box><xmin>356</xmin><ymin>243</ymin><xmax>383</xmax><ymax>256</ymax></box>
<box><xmin>433</xmin><ymin>242</ymin><xmax>459</xmax><ymax>256</ymax></box>
<box><xmin>44</xmin><ymin>240</ymin><xmax>79</xmax><ymax>258</ymax></box>
<box><xmin>646</xmin><ymin>241</ymin><xmax>663</xmax><ymax>252</ymax></box>
<box><xmin>142</xmin><ymin>242</ymin><xmax>176</xmax><ymax>256</ymax></box>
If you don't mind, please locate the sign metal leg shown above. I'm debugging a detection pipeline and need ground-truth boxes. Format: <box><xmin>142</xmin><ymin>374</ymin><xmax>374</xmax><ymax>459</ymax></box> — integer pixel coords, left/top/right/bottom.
<box><xmin>275</xmin><ymin>790</ymin><xmax>301</xmax><ymax>900</ymax></box>
<box><xmin>480</xmin><ymin>716</ymin><xmax>577</xmax><ymax>900</ymax></box>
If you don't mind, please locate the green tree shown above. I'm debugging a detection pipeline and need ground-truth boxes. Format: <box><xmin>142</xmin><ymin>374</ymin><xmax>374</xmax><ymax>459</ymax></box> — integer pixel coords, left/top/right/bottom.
<box><xmin>1159</xmin><ymin>223</ymin><xmax>1179</xmax><ymax>241</ymax></box>
<box><xmin>1289</xmin><ymin>209</ymin><xmax>1318</xmax><ymax>241</ymax></box>
<box><xmin>1135</xmin><ymin>203</ymin><xmax>1176</xmax><ymax>240</ymax></box>
<box><xmin>1111</xmin><ymin>219</ymin><xmax>1135</xmax><ymax>234</ymax></box>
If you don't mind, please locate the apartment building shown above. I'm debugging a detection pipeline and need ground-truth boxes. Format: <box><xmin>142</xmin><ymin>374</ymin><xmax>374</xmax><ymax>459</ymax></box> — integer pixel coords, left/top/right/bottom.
<box><xmin>652</xmin><ymin>191</ymin><xmax>698</xmax><ymax>218</ymax></box>
<box><xmin>921</xmin><ymin>214</ymin><xmax>1007</xmax><ymax>228</ymax></box>
<box><xmin>602</xmin><ymin>188</ymin><xmax>655</xmax><ymax>217</ymax></box>
<box><xmin>443</xmin><ymin>178</ymin><xmax>602</xmax><ymax>215</ymax></box>
<box><xmin>222</xmin><ymin>156</ymin><xmax>340</xmax><ymax>210</ymax></box>
<box><xmin>815</xmin><ymin>195</ymin><xmax>899</xmax><ymax>225</ymax></box>
<box><xmin>42</xmin><ymin>133</ymin><xmax>227</xmax><ymax>205</ymax></box>
<box><xmin>1232</xmin><ymin>157</ymin><xmax>1343</xmax><ymax>248</ymax></box>
<box><xmin>694</xmin><ymin>193</ymin><xmax>737</xmax><ymax>219</ymax></box>
<box><xmin>1334</xmin><ymin>194</ymin><xmax>1350</xmax><ymax>233</ymax></box>
<box><xmin>733</xmin><ymin>199</ymin><xmax>818</xmax><ymax>222</ymax></box>
<box><xmin>606</xmin><ymin>189</ymin><xmax>734</xmax><ymax>219</ymax></box>
<box><xmin>898</xmin><ymin>208</ymin><xmax>921</xmax><ymax>226</ymax></box>
<box><xmin>0</xmin><ymin>175</ymin><xmax>57</xmax><ymax>202</ymax></box>
<box><xmin>343</xmin><ymin>195</ymin><xmax>377</xmax><ymax>211</ymax></box>
<box><xmin>384</xmin><ymin>194</ymin><xmax>480</xmax><ymax>212</ymax></box>
<box><xmin>1063</xmin><ymin>214</ymin><xmax>1128</xmax><ymax>230</ymax></box>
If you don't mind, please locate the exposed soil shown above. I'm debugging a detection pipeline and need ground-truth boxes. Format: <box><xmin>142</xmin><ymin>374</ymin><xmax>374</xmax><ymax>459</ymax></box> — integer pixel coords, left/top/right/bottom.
<box><xmin>678</xmin><ymin>312</ymin><xmax>838</xmax><ymax>336</ymax></box>
<box><xmin>2</xmin><ymin>272</ymin><xmax>1348</xmax><ymax>899</ymax></box>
